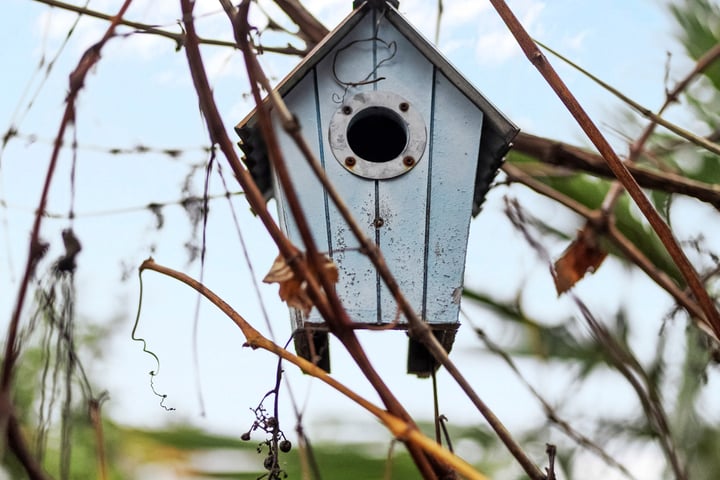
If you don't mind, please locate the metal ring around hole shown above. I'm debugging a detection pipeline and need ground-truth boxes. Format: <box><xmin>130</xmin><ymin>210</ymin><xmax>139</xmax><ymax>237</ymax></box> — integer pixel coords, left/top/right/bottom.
<box><xmin>328</xmin><ymin>91</ymin><xmax>426</xmax><ymax>180</ymax></box>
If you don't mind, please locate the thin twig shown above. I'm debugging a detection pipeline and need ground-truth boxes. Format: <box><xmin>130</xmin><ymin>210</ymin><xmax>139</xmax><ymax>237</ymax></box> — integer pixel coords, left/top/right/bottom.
<box><xmin>33</xmin><ymin>0</ymin><xmax>235</xmax><ymax>49</ymax></box>
<box><xmin>536</xmin><ymin>40</ymin><xmax>720</xmax><ymax>157</ymax></box>
<box><xmin>31</xmin><ymin>0</ymin><xmax>309</xmax><ymax>55</ymax></box>
<box><xmin>471</xmin><ymin>320</ymin><xmax>638</xmax><ymax>480</ymax></box>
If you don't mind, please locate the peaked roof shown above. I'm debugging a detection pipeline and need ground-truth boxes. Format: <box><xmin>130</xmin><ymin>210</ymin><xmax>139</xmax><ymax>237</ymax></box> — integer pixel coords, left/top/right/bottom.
<box><xmin>236</xmin><ymin>1</ymin><xmax>519</xmax><ymax>216</ymax></box>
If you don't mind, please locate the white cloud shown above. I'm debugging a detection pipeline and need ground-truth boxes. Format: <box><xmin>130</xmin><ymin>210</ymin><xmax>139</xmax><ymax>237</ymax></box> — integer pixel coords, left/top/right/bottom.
<box><xmin>443</xmin><ymin>1</ymin><xmax>492</xmax><ymax>27</ymax></box>
<box><xmin>565</xmin><ymin>29</ymin><xmax>590</xmax><ymax>51</ymax></box>
<box><xmin>474</xmin><ymin>0</ymin><xmax>546</xmax><ymax>65</ymax></box>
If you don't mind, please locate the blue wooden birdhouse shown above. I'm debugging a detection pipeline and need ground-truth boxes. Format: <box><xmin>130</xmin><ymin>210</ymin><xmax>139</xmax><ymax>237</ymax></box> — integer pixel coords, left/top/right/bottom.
<box><xmin>236</xmin><ymin>0</ymin><xmax>518</xmax><ymax>376</ymax></box>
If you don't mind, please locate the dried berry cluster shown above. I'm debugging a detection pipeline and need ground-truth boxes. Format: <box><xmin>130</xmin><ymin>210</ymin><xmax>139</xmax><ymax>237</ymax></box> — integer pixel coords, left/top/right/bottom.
<box><xmin>241</xmin><ymin>404</ymin><xmax>292</xmax><ymax>479</ymax></box>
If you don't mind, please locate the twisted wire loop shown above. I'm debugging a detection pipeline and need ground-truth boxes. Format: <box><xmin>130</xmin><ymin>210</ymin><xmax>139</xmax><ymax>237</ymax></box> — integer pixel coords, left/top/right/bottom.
<box><xmin>331</xmin><ymin>13</ymin><xmax>397</xmax><ymax>104</ymax></box>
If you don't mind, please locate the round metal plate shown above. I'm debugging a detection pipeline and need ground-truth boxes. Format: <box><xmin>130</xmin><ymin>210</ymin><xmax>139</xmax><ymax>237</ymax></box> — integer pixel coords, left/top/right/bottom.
<box><xmin>328</xmin><ymin>91</ymin><xmax>427</xmax><ymax>180</ymax></box>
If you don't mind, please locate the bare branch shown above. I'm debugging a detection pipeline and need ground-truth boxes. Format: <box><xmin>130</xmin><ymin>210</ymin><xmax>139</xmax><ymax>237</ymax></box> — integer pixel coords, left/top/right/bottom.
<box><xmin>512</xmin><ymin>132</ymin><xmax>720</xmax><ymax>210</ymax></box>
<box><xmin>488</xmin><ymin>0</ymin><xmax>720</xmax><ymax>338</ymax></box>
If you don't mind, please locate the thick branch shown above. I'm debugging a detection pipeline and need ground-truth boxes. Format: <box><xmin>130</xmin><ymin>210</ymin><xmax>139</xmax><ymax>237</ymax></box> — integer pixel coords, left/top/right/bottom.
<box><xmin>512</xmin><ymin>132</ymin><xmax>720</xmax><ymax>210</ymax></box>
<box><xmin>272</xmin><ymin>0</ymin><xmax>329</xmax><ymax>47</ymax></box>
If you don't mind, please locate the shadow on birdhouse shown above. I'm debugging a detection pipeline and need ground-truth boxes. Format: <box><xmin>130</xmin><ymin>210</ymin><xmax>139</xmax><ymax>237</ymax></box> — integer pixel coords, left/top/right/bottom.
<box><xmin>236</xmin><ymin>0</ymin><xmax>518</xmax><ymax>377</ymax></box>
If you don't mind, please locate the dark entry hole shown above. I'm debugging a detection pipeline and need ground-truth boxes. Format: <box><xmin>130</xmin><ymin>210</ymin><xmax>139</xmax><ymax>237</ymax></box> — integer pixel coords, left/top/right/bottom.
<box><xmin>347</xmin><ymin>107</ymin><xmax>407</xmax><ymax>163</ymax></box>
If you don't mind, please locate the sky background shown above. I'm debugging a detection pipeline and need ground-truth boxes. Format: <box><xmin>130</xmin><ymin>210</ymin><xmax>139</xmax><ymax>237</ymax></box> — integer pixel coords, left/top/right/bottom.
<box><xmin>1</xmin><ymin>1</ymin><xmax>717</xmax><ymax>478</ymax></box>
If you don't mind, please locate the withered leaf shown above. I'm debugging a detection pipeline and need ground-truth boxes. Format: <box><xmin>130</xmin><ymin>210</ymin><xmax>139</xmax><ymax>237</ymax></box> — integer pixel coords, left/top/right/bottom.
<box><xmin>553</xmin><ymin>224</ymin><xmax>607</xmax><ymax>295</ymax></box>
<box><xmin>263</xmin><ymin>253</ymin><xmax>338</xmax><ymax>317</ymax></box>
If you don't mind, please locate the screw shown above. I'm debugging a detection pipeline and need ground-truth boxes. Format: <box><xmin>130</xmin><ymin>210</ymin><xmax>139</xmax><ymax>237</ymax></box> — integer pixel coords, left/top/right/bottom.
<box><xmin>342</xmin><ymin>105</ymin><xmax>352</xmax><ymax>115</ymax></box>
<box><xmin>403</xmin><ymin>156</ymin><xmax>415</xmax><ymax>167</ymax></box>
<box><xmin>374</xmin><ymin>218</ymin><xmax>384</xmax><ymax>228</ymax></box>
<box><xmin>399</xmin><ymin>102</ymin><xmax>409</xmax><ymax>112</ymax></box>
<box><xmin>345</xmin><ymin>156</ymin><xmax>356</xmax><ymax>167</ymax></box>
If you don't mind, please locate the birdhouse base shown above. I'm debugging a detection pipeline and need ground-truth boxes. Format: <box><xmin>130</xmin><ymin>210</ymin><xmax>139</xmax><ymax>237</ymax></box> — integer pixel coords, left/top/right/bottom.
<box><xmin>406</xmin><ymin>327</ymin><xmax>458</xmax><ymax>378</ymax></box>
<box><xmin>292</xmin><ymin>323</ymin><xmax>458</xmax><ymax>377</ymax></box>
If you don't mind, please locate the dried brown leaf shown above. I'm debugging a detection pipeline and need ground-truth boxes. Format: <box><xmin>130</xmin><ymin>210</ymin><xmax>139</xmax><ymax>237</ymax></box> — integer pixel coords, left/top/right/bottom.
<box><xmin>554</xmin><ymin>224</ymin><xmax>607</xmax><ymax>295</ymax></box>
<box><xmin>263</xmin><ymin>253</ymin><xmax>339</xmax><ymax>317</ymax></box>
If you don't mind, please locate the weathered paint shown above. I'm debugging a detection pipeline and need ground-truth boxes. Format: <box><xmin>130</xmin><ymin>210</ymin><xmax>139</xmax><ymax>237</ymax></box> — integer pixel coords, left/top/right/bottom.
<box><xmin>271</xmin><ymin>10</ymin><xmax>483</xmax><ymax>329</ymax></box>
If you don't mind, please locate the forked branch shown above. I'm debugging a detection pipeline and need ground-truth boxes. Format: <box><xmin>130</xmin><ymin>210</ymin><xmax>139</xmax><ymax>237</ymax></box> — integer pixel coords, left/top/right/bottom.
<box><xmin>487</xmin><ymin>0</ymin><xmax>720</xmax><ymax>338</ymax></box>
<box><xmin>140</xmin><ymin>258</ymin><xmax>490</xmax><ymax>480</ymax></box>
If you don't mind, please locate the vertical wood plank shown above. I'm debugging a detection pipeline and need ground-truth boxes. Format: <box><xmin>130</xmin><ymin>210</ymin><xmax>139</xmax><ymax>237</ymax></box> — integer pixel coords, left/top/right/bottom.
<box><xmin>424</xmin><ymin>71</ymin><xmax>484</xmax><ymax>325</ymax></box>
<box><xmin>373</xmin><ymin>16</ymin><xmax>434</xmax><ymax>325</ymax></box>
<box><xmin>314</xmin><ymin>13</ymin><xmax>379</xmax><ymax>323</ymax></box>
<box><xmin>273</xmin><ymin>73</ymin><xmax>327</xmax><ymax>328</ymax></box>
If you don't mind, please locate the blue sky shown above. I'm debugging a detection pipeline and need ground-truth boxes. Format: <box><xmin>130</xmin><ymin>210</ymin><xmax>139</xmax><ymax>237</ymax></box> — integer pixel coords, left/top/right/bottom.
<box><xmin>0</xmin><ymin>1</ymin><xmax>712</xmax><ymax>478</ymax></box>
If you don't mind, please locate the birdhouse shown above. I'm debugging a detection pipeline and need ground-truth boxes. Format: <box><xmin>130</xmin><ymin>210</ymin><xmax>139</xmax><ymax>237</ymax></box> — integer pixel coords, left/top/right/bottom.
<box><xmin>236</xmin><ymin>0</ymin><xmax>518</xmax><ymax>376</ymax></box>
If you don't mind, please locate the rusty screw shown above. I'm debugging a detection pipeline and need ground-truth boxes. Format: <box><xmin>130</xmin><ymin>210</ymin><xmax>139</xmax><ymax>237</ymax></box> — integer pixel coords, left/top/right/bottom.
<box><xmin>345</xmin><ymin>156</ymin><xmax>356</xmax><ymax>167</ymax></box>
<box><xmin>342</xmin><ymin>105</ymin><xmax>353</xmax><ymax>115</ymax></box>
<box><xmin>374</xmin><ymin>217</ymin><xmax>384</xmax><ymax>228</ymax></box>
<box><xmin>399</xmin><ymin>102</ymin><xmax>409</xmax><ymax>112</ymax></box>
<box><xmin>403</xmin><ymin>156</ymin><xmax>415</xmax><ymax>167</ymax></box>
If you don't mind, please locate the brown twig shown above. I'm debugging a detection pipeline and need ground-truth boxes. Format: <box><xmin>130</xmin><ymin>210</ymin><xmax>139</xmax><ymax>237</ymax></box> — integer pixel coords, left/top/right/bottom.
<box><xmin>32</xmin><ymin>0</ymin><xmax>238</xmax><ymax>50</ymax></box>
<box><xmin>89</xmin><ymin>395</ymin><xmax>109</xmax><ymax>480</ymax></box>
<box><xmin>631</xmin><ymin>43</ymin><xmax>720</xmax><ymax>159</ymax></box>
<box><xmin>32</xmin><ymin>0</ymin><xmax>308</xmax><ymax>55</ymax></box>
<box><xmin>488</xmin><ymin>0</ymin><xmax>720</xmax><ymax>338</ymax></box>
<box><xmin>601</xmin><ymin>42</ymin><xmax>720</xmax><ymax>214</ymax></box>
<box><xmin>535</xmin><ymin>40</ymin><xmax>720</xmax><ymax>158</ymax></box>
<box><xmin>140</xmin><ymin>258</ymin><xmax>490</xmax><ymax>480</ymax></box>
<box><xmin>272</xmin><ymin>0</ymin><xmax>329</xmax><ymax>47</ymax></box>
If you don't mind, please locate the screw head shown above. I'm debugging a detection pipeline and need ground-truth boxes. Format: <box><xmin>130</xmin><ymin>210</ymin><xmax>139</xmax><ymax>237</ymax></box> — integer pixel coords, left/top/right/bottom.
<box><xmin>403</xmin><ymin>156</ymin><xmax>415</xmax><ymax>167</ymax></box>
<box><xmin>374</xmin><ymin>217</ymin><xmax>384</xmax><ymax>228</ymax></box>
<box><xmin>342</xmin><ymin>105</ymin><xmax>352</xmax><ymax>115</ymax></box>
<box><xmin>345</xmin><ymin>156</ymin><xmax>356</xmax><ymax>167</ymax></box>
<box><xmin>399</xmin><ymin>102</ymin><xmax>409</xmax><ymax>112</ymax></box>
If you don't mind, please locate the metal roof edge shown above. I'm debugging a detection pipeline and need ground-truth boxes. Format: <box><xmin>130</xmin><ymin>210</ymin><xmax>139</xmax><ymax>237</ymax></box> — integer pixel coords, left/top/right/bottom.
<box><xmin>382</xmin><ymin>4</ymin><xmax>519</xmax><ymax>144</ymax></box>
<box><xmin>234</xmin><ymin>5</ymin><xmax>369</xmax><ymax>133</ymax></box>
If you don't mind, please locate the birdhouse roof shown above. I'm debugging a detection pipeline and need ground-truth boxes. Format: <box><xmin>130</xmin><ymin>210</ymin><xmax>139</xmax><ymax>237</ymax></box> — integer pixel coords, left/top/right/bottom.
<box><xmin>236</xmin><ymin>1</ymin><xmax>519</xmax><ymax>216</ymax></box>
